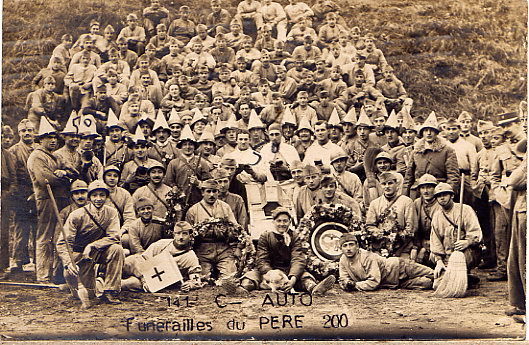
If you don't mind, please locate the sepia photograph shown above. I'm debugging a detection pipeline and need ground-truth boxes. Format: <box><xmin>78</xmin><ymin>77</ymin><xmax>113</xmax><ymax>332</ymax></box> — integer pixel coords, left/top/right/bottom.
<box><xmin>0</xmin><ymin>0</ymin><xmax>527</xmax><ymax>341</ymax></box>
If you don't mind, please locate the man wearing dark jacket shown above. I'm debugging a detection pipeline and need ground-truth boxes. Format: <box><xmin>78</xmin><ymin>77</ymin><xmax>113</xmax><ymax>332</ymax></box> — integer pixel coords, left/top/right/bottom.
<box><xmin>223</xmin><ymin>207</ymin><xmax>335</xmax><ymax>295</ymax></box>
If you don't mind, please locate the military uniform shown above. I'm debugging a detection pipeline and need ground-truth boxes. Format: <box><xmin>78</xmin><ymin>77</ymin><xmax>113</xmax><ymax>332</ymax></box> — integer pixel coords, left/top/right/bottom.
<box><xmin>27</xmin><ymin>146</ymin><xmax>70</xmax><ymax>281</ymax></box>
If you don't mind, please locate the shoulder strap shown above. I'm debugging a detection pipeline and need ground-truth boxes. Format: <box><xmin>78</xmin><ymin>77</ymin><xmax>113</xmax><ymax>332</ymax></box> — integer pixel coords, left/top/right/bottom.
<box><xmin>108</xmin><ymin>194</ymin><xmax>124</xmax><ymax>224</ymax></box>
<box><xmin>146</xmin><ymin>184</ymin><xmax>170</xmax><ymax>209</ymax></box>
<box><xmin>198</xmin><ymin>201</ymin><xmax>214</xmax><ymax>218</ymax></box>
<box><xmin>84</xmin><ymin>207</ymin><xmax>106</xmax><ymax>237</ymax></box>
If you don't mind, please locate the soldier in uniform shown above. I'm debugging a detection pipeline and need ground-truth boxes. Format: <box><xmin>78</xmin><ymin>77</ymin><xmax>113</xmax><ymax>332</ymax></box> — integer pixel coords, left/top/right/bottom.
<box><xmin>430</xmin><ymin>183</ymin><xmax>482</xmax><ymax>289</ymax></box>
<box><xmin>185</xmin><ymin>179</ymin><xmax>239</xmax><ymax>281</ymax></box>
<box><xmin>121</xmin><ymin>197</ymin><xmax>164</xmax><ymax>255</ymax></box>
<box><xmin>411</xmin><ymin>174</ymin><xmax>440</xmax><ymax>266</ymax></box>
<box><xmin>294</xmin><ymin>164</ymin><xmax>322</xmax><ymax>220</ymax></box>
<box><xmin>56</xmin><ymin>180</ymin><xmax>124</xmax><ymax>308</ymax></box>
<box><xmin>165</xmin><ymin>125</ymin><xmax>212</xmax><ymax>208</ymax></box>
<box><xmin>133</xmin><ymin>163</ymin><xmax>172</xmax><ymax>219</ymax></box>
<box><xmin>365</xmin><ymin>171</ymin><xmax>417</xmax><ymax>258</ymax></box>
<box><xmin>403</xmin><ymin>112</ymin><xmax>459</xmax><ymax>199</ymax></box>
<box><xmin>212</xmin><ymin>168</ymin><xmax>249</xmax><ymax>230</ymax></box>
<box><xmin>471</xmin><ymin>121</ymin><xmax>496</xmax><ymax>270</ymax></box>
<box><xmin>9</xmin><ymin>119</ymin><xmax>38</xmax><ymax>272</ymax></box>
<box><xmin>27</xmin><ymin>117</ymin><xmax>71</xmax><ymax>282</ymax></box>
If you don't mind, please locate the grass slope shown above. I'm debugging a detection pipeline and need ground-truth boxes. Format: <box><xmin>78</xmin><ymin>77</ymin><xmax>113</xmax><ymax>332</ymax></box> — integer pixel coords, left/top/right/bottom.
<box><xmin>2</xmin><ymin>0</ymin><xmax>527</xmax><ymax>129</ymax></box>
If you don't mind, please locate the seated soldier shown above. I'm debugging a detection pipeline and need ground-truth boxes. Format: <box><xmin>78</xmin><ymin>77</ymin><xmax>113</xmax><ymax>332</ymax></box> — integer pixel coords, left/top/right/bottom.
<box><xmin>143</xmin><ymin>0</ymin><xmax>170</xmax><ymax>38</ymax></box>
<box><xmin>206</xmin><ymin>0</ymin><xmax>232</xmax><ymax>36</ymax></box>
<box><xmin>117</xmin><ymin>13</ymin><xmax>147</xmax><ymax>55</ymax></box>
<box><xmin>185</xmin><ymin>179</ymin><xmax>240</xmax><ymax>281</ymax></box>
<box><xmin>365</xmin><ymin>171</ymin><xmax>416</xmax><ymax>258</ymax></box>
<box><xmin>223</xmin><ymin>207</ymin><xmax>336</xmax><ymax>295</ymax></box>
<box><xmin>430</xmin><ymin>183</ymin><xmax>482</xmax><ymax>289</ymax></box>
<box><xmin>329</xmin><ymin>149</ymin><xmax>363</xmax><ymax>207</ymax></box>
<box><xmin>338</xmin><ymin>233</ymin><xmax>434</xmax><ymax>292</ymax></box>
<box><xmin>133</xmin><ymin>163</ymin><xmax>172</xmax><ymax>219</ymax></box>
<box><xmin>318</xmin><ymin>176</ymin><xmax>363</xmax><ymax>219</ymax></box>
<box><xmin>56</xmin><ymin>181</ymin><xmax>125</xmax><ymax>308</ymax></box>
<box><xmin>121</xmin><ymin>197</ymin><xmax>164</xmax><ymax>256</ymax></box>
<box><xmin>122</xmin><ymin>221</ymin><xmax>203</xmax><ymax>292</ymax></box>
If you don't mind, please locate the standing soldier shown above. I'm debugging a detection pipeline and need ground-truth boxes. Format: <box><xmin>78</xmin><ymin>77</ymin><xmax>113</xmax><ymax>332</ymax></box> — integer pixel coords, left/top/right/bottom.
<box><xmin>403</xmin><ymin>112</ymin><xmax>459</xmax><ymax>199</ymax></box>
<box><xmin>1</xmin><ymin>126</ymin><xmax>17</xmax><ymax>275</ymax></box>
<box><xmin>458</xmin><ymin>111</ymin><xmax>483</xmax><ymax>152</ymax></box>
<box><xmin>505</xmin><ymin>139</ymin><xmax>527</xmax><ymax>323</ymax></box>
<box><xmin>471</xmin><ymin>120</ymin><xmax>496</xmax><ymax>270</ymax></box>
<box><xmin>488</xmin><ymin>123</ymin><xmax>524</xmax><ymax>282</ymax></box>
<box><xmin>9</xmin><ymin>119</ymin><xmax>38</xmax><ymax>272</ymax></box>
<box><xmin>348</xmin><ymin>110</ymin><xmax>378</xmax><ymax>181</ymax></box>
<box><xmin>444</xmin><ymin>118</ymin><xmax>477</xmax><ymax>206</ymax></box>
<box><xmin>27</xmin><ymin>117</ymin><xmax>71</xmax><ymax>282</ymax></box>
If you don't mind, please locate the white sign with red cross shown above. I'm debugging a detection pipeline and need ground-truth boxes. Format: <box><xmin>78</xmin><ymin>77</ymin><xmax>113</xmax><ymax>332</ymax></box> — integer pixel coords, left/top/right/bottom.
<box><xmin>139</xmin><ymin>251</ymin><xmax>183</xmax><ymax>293</ymax></box>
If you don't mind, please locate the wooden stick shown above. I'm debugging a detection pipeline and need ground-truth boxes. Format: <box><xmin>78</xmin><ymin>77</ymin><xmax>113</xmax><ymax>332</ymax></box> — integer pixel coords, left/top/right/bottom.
<box><xmin>0</xmin><ymin>281</ymin><xmax>60</xmax><ymax>289</ymax></box>
<box><xmin>458</xmin><ymin>173</ymin><xmax>465</xmax><ymax>241</ymax></box>
<box><xmin>45</xmin><ymin>180</ymin><xmax>76</xmax><ymax>265</ymax></box>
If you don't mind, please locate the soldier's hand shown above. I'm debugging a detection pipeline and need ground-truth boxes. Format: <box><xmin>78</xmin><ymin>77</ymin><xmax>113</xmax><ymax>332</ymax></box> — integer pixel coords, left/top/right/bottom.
<box><xmin>409</xmin><ymin>248</ymin><xmax>418</xmax><ymax>262</ymax></box>
<box><xmin>67</xmin><ymin>264</ymin><xmax>79</xmax><ymax>277</ymax></box>
<box><xmin>53</xmin><ymin>169</ymin><xmax>67</xmax><ymax>178</ymax></box>
<box><xmin>82</xmin><ymin>244</ymin><xmax>93</xmax><ymax>258</ymax></box>
<box><xmin>188</xmin><ymin>175</ymin><xmax>198</xmax><ymax>185</ymax></box>
<box><xmin>454</xmin><ymin>239</ymin><xmax>470</xmax><ymax>251</ymax></box>
<box><xmin>434</xmin><ymin>261</ymin><xmax>445</xmax><ymax>279</ymax></box>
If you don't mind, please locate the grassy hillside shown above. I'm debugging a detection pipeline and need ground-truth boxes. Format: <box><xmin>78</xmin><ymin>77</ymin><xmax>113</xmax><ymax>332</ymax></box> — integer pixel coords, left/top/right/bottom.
<box><xmin>2</xmin><ymin>0</ymin><xmax>527</xmax><ymax>129</ymax></box>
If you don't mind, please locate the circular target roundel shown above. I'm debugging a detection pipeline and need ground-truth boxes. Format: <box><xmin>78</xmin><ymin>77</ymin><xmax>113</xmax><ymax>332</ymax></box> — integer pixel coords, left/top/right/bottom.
<box><xmin>310</xmin><ymin>222</ymin><xmax>349</xmax><ymax>261</ymax></box>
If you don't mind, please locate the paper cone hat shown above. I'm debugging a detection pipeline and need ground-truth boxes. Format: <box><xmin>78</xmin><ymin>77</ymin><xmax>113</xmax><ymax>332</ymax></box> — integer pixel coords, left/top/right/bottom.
<box><xmin>153</xmin><ymin>109</ymin><xmax>170</xmax><ymax>132</ymax></box>
<box><xmin>78</xmin><ymin>115</ymin><xmax>98</xmax><ymax>137</ymax></box>
<box><xmin>37</xmin><ymin>116</ymin><xmax>57</xmax><ymax>137</ymax></box>
<box><xmin>419</xmin><ymin>111</ymin><xmax>439</xmax><ymax>133</ymax></box>
<box><xmin>356</xmin><ymin>108</ymin><xmax>374</xmax><ymax>128</ymax></box>
<box><xmin>198</xmin><ymin>127</ymin><xmax>215</xmax><ymax>143</ymax></box>
<box><xmin>131</xmin><ymin>125</ymin><xmax>147</xmax><ymax>143</ymax></box>
<box><xmin>384</xmin><ymin>109</ymin><xmax>400</xmax><ymax>130</ymax></box>
<box><xmin>248</xmin><ymin>111</ymin><xmax>265</xmax><ymax>130</ymax></box>
<box><xmin>281</xmin><ymin>106</ymin><xmax>297</xmax><ymax>127</ymax></box>
<box><xmin>62</xmin><ymin>111</ymin><xmax>80</xmax><ymax>134</ymax></box>
<box><xmin>106</xmin><ymin>109</ymin><xmax>119</xmax><ymax>128</ymax></box>
<box><xmin>178</xmin><ymin>124</ymin><xmax>196</xmax><ymax>143</ymax></box>
<box><xmin>342</xmin><ymin>107</ymin><xmax>357</xmax><ymax>124</ymax></box>
<box><xmin>167</xmin><ymin>108</ymin><xmax>182</xmax><ymax>126</ymax></box>
<box><xmin>328</xmin><ymin>108</ymin><xmax>341</xmax><ymax>127</ymax></box>
<box><xmin>295</xmin><ymin>116</ymin><xmax>314</xmax><ymax>134</ymax></box>
<box><xmin>401</xmin><ymin>110</ymin><xmax>417</xmax><ymax>132</ymax></box>
<box><xmin>223</xmin><ymin>115</ymin><xmax>238</xmax><ymax>132</ymax></box>
<box><xmin>190</xmin><ymin>108</ymin><xmax>207</xmax><ymax>127</ymax></box>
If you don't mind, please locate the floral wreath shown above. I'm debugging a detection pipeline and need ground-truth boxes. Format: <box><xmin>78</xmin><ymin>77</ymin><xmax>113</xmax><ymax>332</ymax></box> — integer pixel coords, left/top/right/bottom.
<box><xmin>192</xmin><ymin>218</ymin><xmax>256</xmax><ymax>278</ymax></box>
<box><xmin>297</xmin><ymin>203</ymin><xmax>365</xmax><ymax>279</ymax></box>
<box><xmin>362</xmin><ymin>207</ymin><xmax>410</xmax><ymax>258</ymax></box>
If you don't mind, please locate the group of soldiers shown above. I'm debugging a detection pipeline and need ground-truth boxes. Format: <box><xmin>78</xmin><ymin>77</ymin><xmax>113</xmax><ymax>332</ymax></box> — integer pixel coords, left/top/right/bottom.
<box><xmin>0</xmin><ymin>0</ymin><xmax>526</xmax><ymax>320</ymax></box>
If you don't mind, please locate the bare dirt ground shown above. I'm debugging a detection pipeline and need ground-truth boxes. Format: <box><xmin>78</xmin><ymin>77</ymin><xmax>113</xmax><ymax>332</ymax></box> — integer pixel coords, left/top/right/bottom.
<box><xmin>0</xmin><ymin>269</ymin><xmax>524</xmax><ymax>341</ymax></box>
